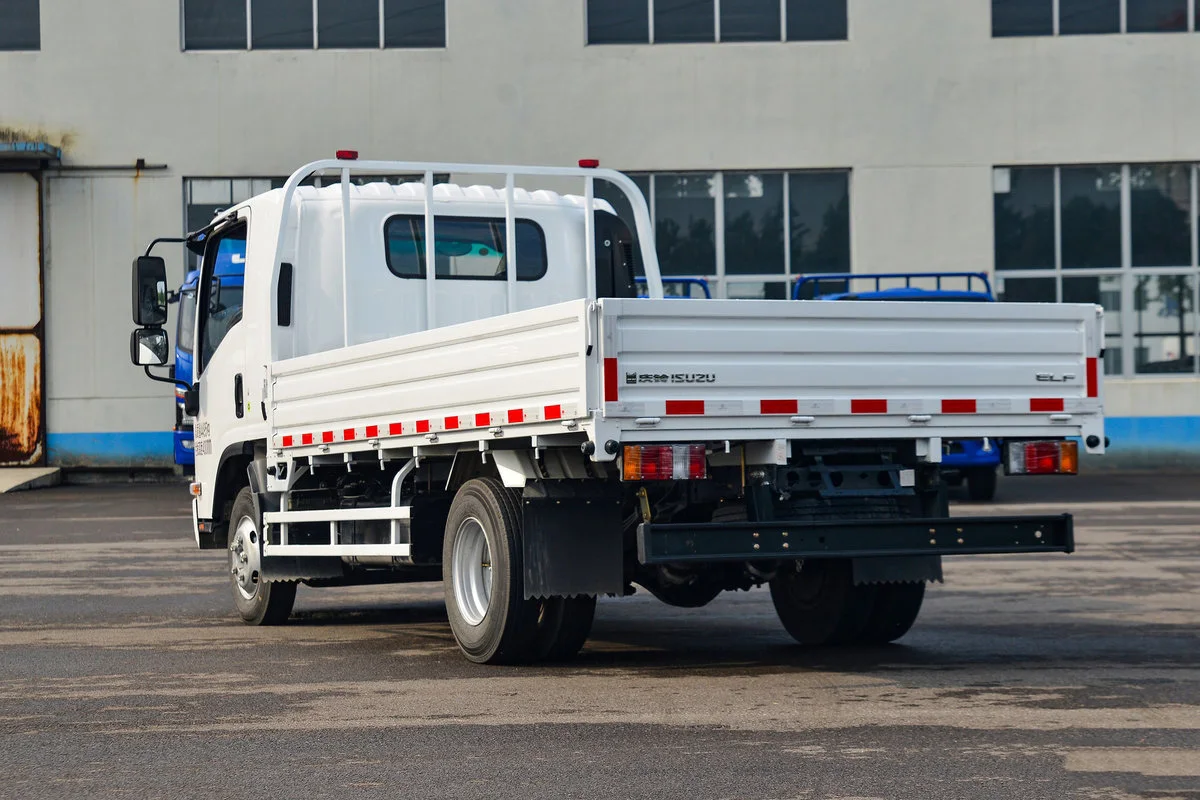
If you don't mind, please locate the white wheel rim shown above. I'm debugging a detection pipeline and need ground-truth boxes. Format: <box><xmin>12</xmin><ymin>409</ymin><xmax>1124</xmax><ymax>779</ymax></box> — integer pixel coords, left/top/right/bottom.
<box><xmin>452</xmin><ymin>516</ymin><xmax>492</xmax><ymax>626</ymax></box>
<box><xmin>230</xmin><ymin>515</ymin><xmax>261</xmax><ymax>601</ymax></box>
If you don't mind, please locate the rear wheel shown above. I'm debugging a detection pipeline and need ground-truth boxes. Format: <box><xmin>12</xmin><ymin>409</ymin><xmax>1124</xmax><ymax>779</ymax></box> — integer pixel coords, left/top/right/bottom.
<box><xmin>443</xmin><ymin>478</ymin><xmax>542</xmax><ymax>664</ymax></box>
<box><xmin>966</xmin><ymin>467</ymin><xmax>998</xmax><ymax>502</ymax></box>
<box><xmin>769</xmin><ymin>559</ymin><xmax>877</xmax><ymax>645</ymax></box>
<box><xmin>535</xmin><ymin>595</ymin><xmax>597</xmax><ymax>661</ymax></box>
<box><xmin>228</xmin><ymin>487</ymin><xmax>296</xmax><ymax>625</ymax></box>
<box><xmin>856</xmin><ymin>581</ymin><xmax>926</xmax><ymax>644</ymax></box>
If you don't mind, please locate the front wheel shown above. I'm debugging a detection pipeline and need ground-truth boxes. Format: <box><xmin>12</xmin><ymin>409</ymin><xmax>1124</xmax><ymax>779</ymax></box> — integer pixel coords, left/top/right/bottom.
<box><xmin>228</xmin><ymin>487</ymin><xmax>296</xmax><ymax>625</ymax></box>
<box><xmin>966</xmin><ymin>467</ymin><xmax>998</xmax><ymax>502</ymax></box>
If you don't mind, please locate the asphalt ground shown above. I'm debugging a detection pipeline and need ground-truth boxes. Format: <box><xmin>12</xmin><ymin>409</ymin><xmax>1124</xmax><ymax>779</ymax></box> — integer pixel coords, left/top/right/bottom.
<box><xmin>0</xmin><ymin>474</ymin><xmax>1196</xmax><ymax>799</ymax></box>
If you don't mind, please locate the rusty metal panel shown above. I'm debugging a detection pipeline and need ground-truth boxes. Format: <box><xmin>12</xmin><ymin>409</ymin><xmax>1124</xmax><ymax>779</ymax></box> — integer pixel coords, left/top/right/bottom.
<box><xmin>0</xmin><ymin>171</ymin><xmax>44</xmax><ymax>466</ymax></box>
<box><xmin>0</xmin><ymin>334</ymin><xmax>42</xmax><ymax>464</ymax></box>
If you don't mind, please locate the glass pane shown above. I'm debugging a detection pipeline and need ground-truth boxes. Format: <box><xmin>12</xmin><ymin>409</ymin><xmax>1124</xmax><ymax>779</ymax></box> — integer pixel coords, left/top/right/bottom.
<box><xmin>727</xmin><ymin>281</ymin><xmax>788</xmax><ymax>300</ymax></box>
<box><xmin>0</xmin><ymin>0</ymin><xmax>39</xmax><ymax>50</ymax></box>
<box><xmin>994</xmin><ymin>167</ymin><xmax>1055</xmax><ymax>270</ymax></box>
<box><xmin>721</xmin><ymin>0</ymin><xmax>780</xmax><ymax>42</ymax></box>
<box><xmin>384</xmin><ymin>0</ymin><xmax>444</xmax><ymax>47</ymax></box>
<box><xmin>384</xmin><ymin>217</ymin><xmax>547</xmax><ymax>280</ymax></box>
<box><xmin>724</xmin><ymin>173</ymin><xmax>784</xmax><ymax>276</ymax></box>
<box><xmin>785</xmin><ymin>0</ymin><xmax>847</xmax><ymax>41</ymax></box>
<box><xmin>997</xmin><ymin>276</ymin><xmax>1056</xmax><ymax>302</ymax></box>
<box><xmin>1059</xmin><ymin>0</ymin><xmax>1119</xmax><ymax>34</ymax></box>
<box><xmin>654</xmin><ymin>0</ymin><xmax>714</xmax><ymax>43</ymax></box>
<box><xmin>1133</xmin><ymin>275</ymin><xmax>1195</xmax><ymax>373</ymax></box>
<box><xmin>1127</xmin><ymin>0</ymin><xmax>1188</xmax><ymax>31</ymax></box>
<box><xmin>184</xmin><ymin>0</ymin><xmax>246</xmax><ymax>49</ymax></box>
<box><xmin>1064</xmin><ymin>275</ymin><xmax>1123</xmax><ymax>374</ymax></box>
<box><xmin>587</xmin><ymin>0</ymin><xmax>649</xmax><ymax>44</ymax></box>
<box><xmin>1131</xmin><ymin>164</ymin><xmax>1191</xmax><ymax>268</ymax></box>
<box><xmin>655</xmin><ymin>174</ymin><xmax>716</xmax><ymax>276</ymax></box>
<box><xmin>1061</xmin><ymin>165</ymin><xmax>1122</xmax><ymax>269</ymax></box>
<box><xmin>318</xmin><ymin>0</ymin><xmax>378</xmax><ymax>47</ymax></box>
<box><xmin>789</xmin><ymin>171</ymin><xmax>850</xmax><ymax>273</ymax></box>
<box><xmin>991</xmin><ymin>0</ymin><xmax>1053</xmax><ymax>36</ymax></box>
<box><xmin>252</xmin><ymin>0</ymin><xmax>313</xmax><ymax>48</ymax></box>
<box><xmin>595</xmin><ymin>174</ymin><xmax>651</xmax><ymax>276</ymax></box>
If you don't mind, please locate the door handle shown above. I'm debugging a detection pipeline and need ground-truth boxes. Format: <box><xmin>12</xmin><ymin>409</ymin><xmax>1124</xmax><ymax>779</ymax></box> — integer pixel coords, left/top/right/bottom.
<box><xmin>234</xmin><ymin>373</ymin><xmax>244</xmax><ymax>419</ymax></box>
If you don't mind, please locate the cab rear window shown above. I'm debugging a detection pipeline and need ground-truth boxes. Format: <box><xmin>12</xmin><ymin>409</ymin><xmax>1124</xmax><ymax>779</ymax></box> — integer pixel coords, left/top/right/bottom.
<box><xmin>384</xmin><ymin>215</ymin><xmax>547</xmax><ymax>281</ymax></box>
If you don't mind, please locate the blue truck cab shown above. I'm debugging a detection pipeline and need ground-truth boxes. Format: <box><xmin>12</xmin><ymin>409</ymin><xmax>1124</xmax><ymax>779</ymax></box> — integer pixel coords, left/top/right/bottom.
<box><xmin>794</xmin><ymin>272</ymin><xmax>1002</xmax><ymax>501</ymax></box>
<box><xmin>168</xmin><ymin>238</ymin><xmax>246</xmax><ymax>467</ymax></box>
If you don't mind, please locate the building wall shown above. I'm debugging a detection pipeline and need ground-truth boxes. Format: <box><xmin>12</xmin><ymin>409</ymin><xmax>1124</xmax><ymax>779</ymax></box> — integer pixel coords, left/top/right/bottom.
<box><xmin>1</xmin><ymin>0</ymin><xmax>1197</xmax><ymax>467</ymax></box>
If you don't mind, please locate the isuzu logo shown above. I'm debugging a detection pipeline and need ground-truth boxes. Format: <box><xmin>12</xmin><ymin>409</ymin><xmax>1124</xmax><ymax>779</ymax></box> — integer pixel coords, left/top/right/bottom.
<box><xmin>626</xmin><ymin>373</ymin><xmax>716</xmax><ymax>385</ymax></box>
<box><xmin>1036</xmin><ymin>372</ymin><xmax>1076</xmax><ymax>383</ymax></box>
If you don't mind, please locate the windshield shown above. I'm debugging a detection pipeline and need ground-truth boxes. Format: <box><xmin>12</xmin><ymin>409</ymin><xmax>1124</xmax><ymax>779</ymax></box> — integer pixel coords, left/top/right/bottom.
<box><xmin>176</xmin><ymin>290</ymin><xmax>196</xmax><ymax>354</ymax></box>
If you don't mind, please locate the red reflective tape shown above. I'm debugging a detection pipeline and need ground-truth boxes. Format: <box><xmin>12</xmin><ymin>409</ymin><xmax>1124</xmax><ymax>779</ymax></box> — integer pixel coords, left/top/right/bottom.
<box><xmin>941</xmin><ymin>399</ymin><xmax>977</xmax><ymax>414</ymax></box>
<box><xmin>1087</xmin><ymin>357</ymin><xmax>1098</xmax><ymax>398</ymax></box>
<box><xmin>282</xmin><ymin>435</ymin><xmax>294</xmax><ymax>448</ymax></box>
<box><xmin>388</xmin><ymin>422</ymin><xmax>403</xmax><ymax>436</ymax></box>
<box><xmin>544</xmin><ymin>404</ymin><xmax>562</xmax><ymax>420</ymax></box>
<box><xmin>760</xmin><ymin>399</ymin><xmax>798</xmax><ymax>415</ymax></box>
<box><xmin>475</xmin><ymin>412</ymin><xmax>491</xmax><ymax>427</ymax></box>
<box><xmin>851</xmin><ymin>399</ymin><xmax>888</xmax><ymax>414</ymax></box>
<box><xmin>508</xmin><ymin>409</ymin><xmax>525</xmax><ymax>423</ymax></box>
<box><xmin>603</xmin><ymin>358</ymin><xmax>618</xmax><ymax>402</ymax></box>
<box><xmin>666</xmin><ymin>400</ymin><xmax>705</xmax><ymax>416</ymax></box>
<box><xmin>365</xmin><ymin>425</ymin><xmax>379</xmax><ymax>438</ymax></box>
<box><xmin>301</xmin><ymin>433</ymin><xmax>313</xmax><ymax>445</ymax></box>
<box><xmin>416</xmin><ymin>420</ymin><xmax>430</xmax><ymax>434</ymax></box>
<box><xmin>444</xmin><ymin>416</ymin><xmax>459</xmax><ymax>430</ymax></box>
<box><xmin>321</xmin><ymin>431</ymin><xmax>334</xmax><ymax>444</ymax></box>
<box><xmin>1031</xmin><ymin>398</ymin><xmax>1065</xmax><ymax>412</ymax></box>
<box><xmin>343</xmin><ymin>428</ymin><xmax>356</xmax><ymax>441</ymax></box>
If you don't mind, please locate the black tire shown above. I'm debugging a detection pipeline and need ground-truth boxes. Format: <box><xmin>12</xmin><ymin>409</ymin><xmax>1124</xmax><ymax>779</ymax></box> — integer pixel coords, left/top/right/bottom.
<box><xmin>534</xmin><ymin>595</ymin><xmax>597</xmax><ymax>661</ymax></box>
<box><xmin>769</xmin><ymin>559</ymin><xmax>877</xmax><ymax>645</ymax></box>
<box><xmin>443</xmin><ymin>478</ymin><xmax>542</xmax><ymax>664</ymax></box>
<box><xmin>856</xmin><ymin>581</ymin><xmax>926</xmax><ymax>644</ymax></box>
<box><xmin>228</xmin><ymin>487</ymin><xmax>296</xmax><ymax>626</ymax></box>
<box><xmin>966</xmin><ymin>467</ymin><xmax>998</xmax><ymax>502</ymax></box>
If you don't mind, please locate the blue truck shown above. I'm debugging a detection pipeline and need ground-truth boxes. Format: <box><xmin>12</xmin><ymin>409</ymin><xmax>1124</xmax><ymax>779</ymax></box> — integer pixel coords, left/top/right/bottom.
<box><xmin>793</xmin><ymin>271</ymin><xmax>1002</xmax><ymax>501</ymax></box>
<box><xmin>167</xmin><ymin>239</ymin><xmax>246</xmax><ymax>467</ymax></box>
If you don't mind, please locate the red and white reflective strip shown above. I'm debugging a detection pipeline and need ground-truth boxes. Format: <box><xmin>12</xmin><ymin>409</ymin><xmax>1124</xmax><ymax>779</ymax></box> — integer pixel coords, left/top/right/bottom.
<box><xmin>278</xmin><ymin>403</ymin><xmax>576</xmax><ymax>449</ymax></box>
<box><xmin>600</xmin><ymin>396</ymin><xmax>1098</xmax><ymax>418</ymax></box>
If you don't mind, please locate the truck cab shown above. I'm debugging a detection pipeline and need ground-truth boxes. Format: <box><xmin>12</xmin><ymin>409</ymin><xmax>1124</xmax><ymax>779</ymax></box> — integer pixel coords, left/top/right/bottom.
<box><xmin>167</xmin><ymin>240</ymin><xmax>246</xmax><ymax>467</ymax></box>
<box><xmin>794</xmin><ymin>272</ymin><xmax>1003</xmax><ymax>501</ymax></box>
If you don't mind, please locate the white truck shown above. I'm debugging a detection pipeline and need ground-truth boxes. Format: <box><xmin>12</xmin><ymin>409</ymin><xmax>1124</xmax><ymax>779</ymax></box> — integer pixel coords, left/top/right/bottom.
<box><xmin>130</xmin><ymin>155</ymin><xmax>1104</xmax><ymax>664</ymax></box>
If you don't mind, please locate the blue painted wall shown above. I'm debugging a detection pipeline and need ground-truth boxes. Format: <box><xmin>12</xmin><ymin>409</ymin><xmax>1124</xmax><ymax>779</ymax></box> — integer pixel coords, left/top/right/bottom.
<box><xmin>45</xmin><ymin>417</ymin><xmax>1200</xmax><ymax>471</ymax></box>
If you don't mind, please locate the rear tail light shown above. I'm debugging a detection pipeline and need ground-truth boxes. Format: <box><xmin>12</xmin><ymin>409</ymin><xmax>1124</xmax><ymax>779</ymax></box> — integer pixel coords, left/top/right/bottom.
<box><xmin>622</xmin><ymin>445</ymin><xmax>707</xmax><ymax>481</ymax></box>
<box><xmin>1006</xmin><ymin>440</ymin><xmax>1078</xmax><ymax>476</ymax></box>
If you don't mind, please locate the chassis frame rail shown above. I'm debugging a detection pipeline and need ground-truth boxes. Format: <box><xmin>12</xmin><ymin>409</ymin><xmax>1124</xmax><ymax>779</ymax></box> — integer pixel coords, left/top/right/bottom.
<box><xmin>637</xmin><ymin>514</ymin><xmax>1074</xmax><ymax>565</ymax></box>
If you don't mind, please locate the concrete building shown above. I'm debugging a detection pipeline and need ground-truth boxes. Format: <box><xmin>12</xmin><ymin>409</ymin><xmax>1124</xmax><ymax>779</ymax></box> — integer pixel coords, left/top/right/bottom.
<box><xmin>1</xmin><ymin>0</ymin><xmax>1197</xmax><ymax>470</ymax></box>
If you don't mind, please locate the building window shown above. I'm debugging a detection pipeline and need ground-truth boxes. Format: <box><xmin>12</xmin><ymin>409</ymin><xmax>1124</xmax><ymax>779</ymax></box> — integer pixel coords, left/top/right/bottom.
<box><xmin>994</xmin><ymin>164</ymin><xmax>1200</xmax><ymax>378</ymax></box>
<box><xmin>585</xmin><ymin>0</ymin><xmax>846</xmax><ymax>44</ymax></box>
<box><xmin>596</xmin><ymin>169</ymin><xmax>850</xmax><ymax>298</ymax></box>
<box><xmin>182</xmin><ymin>0</ymin><xmax>445</xmax><ymax>50</ymax></box>
<box><xmin>0</xmin><ymin>0</ymin><xmax>40</xmax><ymax>51</ymax></box>
<box><xmin>993</xmin><ymin>0</ymin><xmax>1196</xmax><ymax>35</ymax></box>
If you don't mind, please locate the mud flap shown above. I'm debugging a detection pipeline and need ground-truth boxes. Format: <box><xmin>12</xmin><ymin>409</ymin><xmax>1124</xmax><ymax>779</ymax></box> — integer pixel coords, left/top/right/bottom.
<box><xmin>522</xmin><ymin>480</ymin><xmax>623</xmax><ymax>599</ymax></box>
<box><xmin>852</xmin><ymin>556</ymin><xmax>943</xmax><ymax>585</ymax></box>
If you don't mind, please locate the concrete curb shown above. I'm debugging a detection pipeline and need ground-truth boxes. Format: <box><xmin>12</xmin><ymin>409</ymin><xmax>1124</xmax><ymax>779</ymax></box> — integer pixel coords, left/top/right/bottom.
<box><xmin>0</xmin><ymin>467</ymin><xmax>64</xmax><ymax>493</ymax></box>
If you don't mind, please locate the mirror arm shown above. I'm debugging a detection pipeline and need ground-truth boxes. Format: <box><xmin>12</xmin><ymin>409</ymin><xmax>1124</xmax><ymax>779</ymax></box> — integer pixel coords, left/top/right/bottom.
<box><xmin>143</xmin><ymin>366</ymin><xmax>191</xmax><ymax>391</ymax></box>
<box><xmin>144</xmin><ymin>236</ymin><xmax>188</xmax><ymax>257</ymax></box>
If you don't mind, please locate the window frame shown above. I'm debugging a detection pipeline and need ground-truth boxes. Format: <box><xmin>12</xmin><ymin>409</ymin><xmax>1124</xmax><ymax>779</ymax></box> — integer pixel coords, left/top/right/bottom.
<box><xmin>0</xmin><ymin>0</ymin><xmax>41</xmax><ymax>51</ymax></box>
<box><xmin>382</xmin><ymin>214</ymin><xmax>550</xmax><ymax>282</ymax></box>
<box><xmin>583</xmin><ymin>0</ymin><xmax>847</xmax><ymax>44</ymax></box>
<box><xmin>994</xmin><ymin>162</ymin><xmax>1200</xmax><ymax>379</ymax></box>
<box><xmin>991</xmin><ymin>0</ymin><xmax>1197</xmax><ymax>36</ymax></box>
<box><xmin>181</xmin><ymin>0</ymin><xmax>447</xmax><ymax>50</ymax></box>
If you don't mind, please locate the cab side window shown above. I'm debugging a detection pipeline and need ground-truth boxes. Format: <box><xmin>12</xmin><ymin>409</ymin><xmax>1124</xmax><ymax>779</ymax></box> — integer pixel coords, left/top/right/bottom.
<box><xmin>198</xmin><ymin>222</ymin><xmax>248</xmax><ymax>371</ymax></box>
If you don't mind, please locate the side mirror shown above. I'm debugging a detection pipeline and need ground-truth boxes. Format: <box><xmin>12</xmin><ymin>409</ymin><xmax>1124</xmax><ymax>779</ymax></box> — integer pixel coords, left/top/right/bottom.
<box><xmin>133</xmin><ymin>256</ymin><xmax>168</xmax><ymax>326</ymax></box>
<box><xmin>130</xmin><ymin>328</ymin><xmax>169</xmax><ymax>367</ymax></box>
